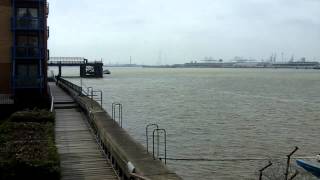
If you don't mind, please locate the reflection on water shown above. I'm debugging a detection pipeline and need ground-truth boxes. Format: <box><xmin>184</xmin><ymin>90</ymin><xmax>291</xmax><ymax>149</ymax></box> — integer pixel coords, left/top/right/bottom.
<box><xmin>52</xmin><ymin>67</ymin><xmax>320</xmax><ymax>180</ymax></box>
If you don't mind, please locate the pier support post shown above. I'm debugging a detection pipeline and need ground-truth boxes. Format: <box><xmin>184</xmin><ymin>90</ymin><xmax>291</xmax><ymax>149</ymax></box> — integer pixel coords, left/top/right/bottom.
<box><xmin>58</xmin><ymin>62</ymin><xmax>62</xmax><ymax>77</ymax></box>
<box><xmin>80</xmin><ymin>65</ymin><xmax>86</xmax><ymax>78</ymax></box>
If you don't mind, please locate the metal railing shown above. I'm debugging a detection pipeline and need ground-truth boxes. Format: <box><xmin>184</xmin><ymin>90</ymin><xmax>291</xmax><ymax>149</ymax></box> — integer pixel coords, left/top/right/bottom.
<box><xmin>152</xmin><ymin>128</ymin><xmax>167</xmax><ymax>164</ymax></box>
<box><xmin>146</xmin><ymin>124</ymin><xmax>168</xmax><ymax>164</ymax></box>
<box><xmin>49</xmin><ymin>57</ymin><xmax>87</xmax><ymax>62</ymax></box>
<box><xmin>48</xmin><ymin>60</ymin><xmax>86</xmax><ymax>65</ymax></box>
<box><xmin>55</xmin><ymin>77</ymin><xmax>163</xmax><ymax>179</ymax></box>
<box><xmin>56</xmin><ymin>77</ymin><xmax>82</xmax><ymax>95</ymax></box>
<box><xmin>112</xmin><ymin>102</ymin><xmax>123</xmax><ymax>127</ymax></box>
<box><xmin>258</xmin><ymin>146</ymin><xmax>299</xmax><ymax>180</ymax></box>
<box><xmin>146</xmin><ymin>123</ymin><xmax>159</xmax><ymax>153</ymax></box>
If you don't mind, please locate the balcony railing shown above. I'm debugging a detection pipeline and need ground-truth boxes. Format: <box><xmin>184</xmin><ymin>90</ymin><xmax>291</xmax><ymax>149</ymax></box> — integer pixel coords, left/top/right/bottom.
<box><xmin>12</xmin><ymin>17</ymin><xmax>44</xmax><ymax>30</ymax></box>
<box><xmin>13</xmin><ymin>46</ymin><xmax>45</xmax><ymax>59</ymax></box>
<box><xmin>0</xmin><ymin>94</ymin><xmax>14</xmax><ymax>105</ymax></box>
<box><xmin>14</xmin><ymin>76</ymin><xmax>43</xmax><ymax>88</ymax></box>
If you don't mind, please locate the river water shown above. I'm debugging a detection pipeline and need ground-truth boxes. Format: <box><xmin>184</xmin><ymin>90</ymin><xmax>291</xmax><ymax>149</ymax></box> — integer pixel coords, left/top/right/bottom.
<box><xmin>52</xmin><ymin>67</ymin><xmax>320</xmax><ymax>180</ymax></box>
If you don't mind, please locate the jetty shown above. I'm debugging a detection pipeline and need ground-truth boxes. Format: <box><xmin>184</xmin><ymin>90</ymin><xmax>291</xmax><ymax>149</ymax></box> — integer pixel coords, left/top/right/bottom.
<box><xmin>50</xmin><ymin>77</ymin><xmax>182</xmax><ymax>180</ymax></box>
<box><xmin>48</xmin><ymin>57</ymin><xmax>103</xmax><ymax>78</ymax></box>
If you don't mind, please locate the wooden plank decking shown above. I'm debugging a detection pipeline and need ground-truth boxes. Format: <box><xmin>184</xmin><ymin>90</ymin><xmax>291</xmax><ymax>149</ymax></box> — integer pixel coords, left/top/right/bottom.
<box><xmin>50</xmin><ymin>83</ymin><xmax>118</xmax><ymax>180</ymax></box>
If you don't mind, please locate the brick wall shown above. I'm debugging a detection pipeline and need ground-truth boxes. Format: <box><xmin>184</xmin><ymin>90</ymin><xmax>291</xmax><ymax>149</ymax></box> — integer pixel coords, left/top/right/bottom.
<box><xmin>0</xmin><ymin>0</ymin><xmax>12</xmax><ymax>93</ymax></box>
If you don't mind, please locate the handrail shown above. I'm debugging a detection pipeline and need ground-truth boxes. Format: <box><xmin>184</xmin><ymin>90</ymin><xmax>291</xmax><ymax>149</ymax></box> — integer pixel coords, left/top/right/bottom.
<box><xmin>56</xmin><ymin>77</ymin><xmax>82</xmax><ymax>95</ymax></box>
<box><xmin>92</xmin><ymin>90</ymin><xmax>103</xmax><ymax>109</ymax></box>
<box><xmin>152</xmin><ymin>128</ymin><xmax>167</xmax><ymax>164</ymax></box>
<box><xmin>112</xmin><ymin>102</ymin><xmax>123</xmax><ymax>127</ymax></box>
<box><xmin>48</xmin><ymin>60</ymin><xmax>86</xmax><ymax>65</ymax></box>
<box><xmin>146</xmin><ymin>123</ymin><xmax>159</xmax><ymax>152</ymax></box>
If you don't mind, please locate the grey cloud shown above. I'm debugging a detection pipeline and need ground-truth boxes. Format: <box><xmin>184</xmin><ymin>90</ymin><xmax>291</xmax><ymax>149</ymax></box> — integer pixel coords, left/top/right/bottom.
<box><xmin>48</xmin><ymin>0</ymin><xmax>320</xmax><ymax>64</ymax></box>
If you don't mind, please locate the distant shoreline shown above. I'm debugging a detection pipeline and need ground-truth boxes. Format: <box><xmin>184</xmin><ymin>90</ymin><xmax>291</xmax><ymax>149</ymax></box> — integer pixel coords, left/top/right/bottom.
<box><xmin>104</xmin><ymin>61</ymin><xmax>320</xmax><ymax>70</ymax></box>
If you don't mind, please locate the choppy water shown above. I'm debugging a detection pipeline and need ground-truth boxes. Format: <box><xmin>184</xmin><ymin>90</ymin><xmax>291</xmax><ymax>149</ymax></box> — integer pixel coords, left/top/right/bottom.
<box><xmin>52</xmin><ymin>67</ymin><xmax>320</xmax><ymax>179</ymax></box>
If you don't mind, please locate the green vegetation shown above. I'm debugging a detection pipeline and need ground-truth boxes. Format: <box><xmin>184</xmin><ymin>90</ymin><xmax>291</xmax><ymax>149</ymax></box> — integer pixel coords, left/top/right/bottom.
<box><xmin>0</xmin><ymin>110</ymin><xmax>60</xmax><ymax>180</ymax></box>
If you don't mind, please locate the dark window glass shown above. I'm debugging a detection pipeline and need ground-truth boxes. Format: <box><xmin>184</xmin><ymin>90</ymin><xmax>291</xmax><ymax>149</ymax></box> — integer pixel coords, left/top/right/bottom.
<box><xmin>16</xmin><ymin>8</ymin><xmax>39</xmax><ymax>29</ymax></box>
<box><xmin>17</xmin><ymin>8</ymin><xmax>38</xmax><ymax>18</ymax></box>
<box><xmin>16</xmin><ymin>36</ymin><xmax>38</xmax><ymax>46</ymax></box>
<box><xmin>16</xmin><ymin>64</ymin><xmax>38</xmax><ymax>77</ymax></box>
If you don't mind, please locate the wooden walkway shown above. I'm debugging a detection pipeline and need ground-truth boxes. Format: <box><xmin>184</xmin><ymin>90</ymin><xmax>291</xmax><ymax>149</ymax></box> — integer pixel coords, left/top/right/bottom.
<box><xmin>49</xmin><ymin>83</ymin><xmax>118</xmax><ymax>180</ymax></box>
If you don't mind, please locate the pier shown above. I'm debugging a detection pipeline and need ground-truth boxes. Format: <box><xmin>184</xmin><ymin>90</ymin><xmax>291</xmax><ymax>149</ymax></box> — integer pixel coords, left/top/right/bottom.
<box><xmin>50</xmin><ymin>78</ymin><xmax>182</xmax><ymax>180</ymax></box>
<box><xmin>48</xmin><ymin>57</ymin><xmax>103</xmax><ymax>78</ymax></box>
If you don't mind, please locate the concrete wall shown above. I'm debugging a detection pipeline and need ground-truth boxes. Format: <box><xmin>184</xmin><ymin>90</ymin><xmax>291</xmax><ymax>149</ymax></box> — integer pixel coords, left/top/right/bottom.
<box><xmin>0</xmin><ymin>0</ymin><xmax>12</xmax><ymax>93</ymax></box>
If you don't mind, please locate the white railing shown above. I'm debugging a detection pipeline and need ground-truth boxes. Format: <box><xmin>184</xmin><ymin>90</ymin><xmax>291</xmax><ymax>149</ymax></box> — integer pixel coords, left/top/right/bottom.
<box><xmin>0</xmin><ymin>94</ymin><xmax>14</xmax><ymax>105</ymax></box>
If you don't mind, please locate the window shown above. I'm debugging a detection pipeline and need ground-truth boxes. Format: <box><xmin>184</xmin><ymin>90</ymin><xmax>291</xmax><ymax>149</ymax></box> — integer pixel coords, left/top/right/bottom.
<box><xmin>17</xmin><ymin>8</ymin><xmax>38</xmax><ymax>18</ymax></box>
<box><xmin>15</xmin><ymin>64</ymin><xmax>40</xmax><ymax>87</ymax></box>
<box><xmin>16</xmin><ymin>8</ymin><xmax>40</xmax><ymax>29</ymax></box>
<box><xmin>16</xmin><ymin>35</ymin><xmax>39</xmax><ymax>46</ymax></box>
<box><xmin>16</xmin><ymin>64</ymin><xmax>38</xmax><ymax>77</ymax></box>
<box><xmin>16</xmin><ymin>35</ymin><xmax>40</xmax><ymax>57</ymax></box>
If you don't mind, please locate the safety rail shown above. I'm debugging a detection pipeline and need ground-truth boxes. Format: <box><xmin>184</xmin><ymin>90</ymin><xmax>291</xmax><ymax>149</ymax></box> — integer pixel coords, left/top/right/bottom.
<box><xmin>87</xmin><ymin>111</ymin><xmax>157</xmax><ymax>180</ymax></box>
<box><xmin>258</xmin><ymin>146</ymin><xmax>299</xmax><ymax>180</ymax></box>
<box><xmin>49</xmin><ymin>57</ymin><xmax>87</xmax><ymax>62</ymax></box>
<box><xmin>56</xmin><ymin>77</ymin><xmax>82</xmax><ymax>95</ymax></box>
<box><xmin>84</xmin><ymin>87</ymin><xmax>103</xmax><ymax>110</ymax></box>
<box><xmin>258</xmin><ymin>161</ymin><xmax>272</xmax><ymax>180</ymax></box>
<box><xmin>146</xmin><ymin>123</ymin><xmax>159</xmax><ymax>153</ymax></box>
<box><xmin>153</xmin><ymin>128</ymin><xmax>167</xmax><ymax>164</ymax></box>
<box><xmin>112</xmin><ymin>102</ymin><xmax>123</xmax><ymax>127</ymax></box>
<box><xmin>48</xmin><ymin>60</ymin><xmax>86</xmax><ymax>65</ymax></box>
<box><xmin>56</xmin><ymin>79</ymin><xmax>104</xmax><ymax>111</ymax></box>
<box><xmin>92</xmin><ymin>90</ymin><xmax>103</xmax><ymax>108</ymax></box>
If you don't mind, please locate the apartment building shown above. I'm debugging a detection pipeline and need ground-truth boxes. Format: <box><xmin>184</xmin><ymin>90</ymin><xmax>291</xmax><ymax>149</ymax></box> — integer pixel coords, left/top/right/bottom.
<box><xmin>0</xmin><ymin>0</ymin><xmax>49</xmax><ymax>104</ymax></box>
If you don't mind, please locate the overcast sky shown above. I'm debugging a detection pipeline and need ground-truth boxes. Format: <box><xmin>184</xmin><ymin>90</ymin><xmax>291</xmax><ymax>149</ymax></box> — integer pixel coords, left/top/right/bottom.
<box><xmin>48</xmin><ymin>0</ymin><xmax>320</xmax><ymax>65</ymax></box>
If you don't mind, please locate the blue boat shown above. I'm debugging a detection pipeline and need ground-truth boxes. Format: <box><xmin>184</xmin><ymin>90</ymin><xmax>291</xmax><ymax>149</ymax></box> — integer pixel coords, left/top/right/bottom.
<box><xmin>296</xmin><ymin>159</ymin><xmax>320</xmax><ymax>178</ymax></box>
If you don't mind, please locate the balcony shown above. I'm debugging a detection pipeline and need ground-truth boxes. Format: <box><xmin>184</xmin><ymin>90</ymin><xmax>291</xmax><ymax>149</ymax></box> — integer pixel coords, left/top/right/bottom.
<box><xmin>14</xmin><ymin>76</ymin><xmax>43</xmax><ymax>89</ymax></box>
<box><xmin>13</xmin><ymin>46</ymin><xmax>45</xmax><ymax>59</ymax></box>
<box><xmin>12</xmin><ymin>17</ymin><xmax>44</xmax><ymax>31</ymax></box>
